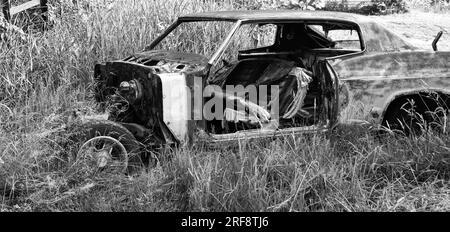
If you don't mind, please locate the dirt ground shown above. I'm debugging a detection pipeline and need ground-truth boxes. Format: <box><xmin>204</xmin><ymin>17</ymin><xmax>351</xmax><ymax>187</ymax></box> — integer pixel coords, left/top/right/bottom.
<box><xmin>370</xmin><ymin>10</ymin><xmax>450</xmax><ymax>51</ymax></box>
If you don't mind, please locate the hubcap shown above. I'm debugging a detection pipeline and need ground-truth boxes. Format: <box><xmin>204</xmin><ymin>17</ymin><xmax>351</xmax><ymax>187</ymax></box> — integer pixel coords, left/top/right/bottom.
<box><xmin>73</xmin><ymin>136</ymin><xmax>129</xmax><ymax>175</ymax></box>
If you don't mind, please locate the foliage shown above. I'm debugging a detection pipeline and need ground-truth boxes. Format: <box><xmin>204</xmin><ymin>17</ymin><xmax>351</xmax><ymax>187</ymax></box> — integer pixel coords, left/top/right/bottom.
<box><xmin>323</xmin><ymin>0</ymin><xmax>408</xmax><ymax>15</ymax></box>
<box><xmin>233</xmin><ymin>0</ymin><xmax>326</xmax><ymax>10</ymax></box>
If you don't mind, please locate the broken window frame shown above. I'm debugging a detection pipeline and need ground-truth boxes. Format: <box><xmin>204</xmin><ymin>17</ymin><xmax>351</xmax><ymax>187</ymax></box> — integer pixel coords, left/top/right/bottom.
<box><xmin>147</xmin><ymin>18</ymin><xmax>366</xmax><ymax>68</ymax></box>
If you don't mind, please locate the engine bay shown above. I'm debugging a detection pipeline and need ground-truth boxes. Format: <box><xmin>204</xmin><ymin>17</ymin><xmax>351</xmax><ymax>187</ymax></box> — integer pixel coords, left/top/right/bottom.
<box><xmin>122</xmin><ymin>51</ymin><xmax>208</xmax><ymax>74</ymax></box>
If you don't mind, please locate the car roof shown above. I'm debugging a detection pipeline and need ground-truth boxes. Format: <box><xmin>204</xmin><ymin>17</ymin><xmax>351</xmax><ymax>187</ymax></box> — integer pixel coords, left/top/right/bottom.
<box><xmin>179</xmin><ymin>10</ymin><xmax>371</xmax><ymax>23</ymax></box>
<box><xmin>178</xmin><ymin>10</ymin><xmax>416</xmax><ymax>53</ymax></box>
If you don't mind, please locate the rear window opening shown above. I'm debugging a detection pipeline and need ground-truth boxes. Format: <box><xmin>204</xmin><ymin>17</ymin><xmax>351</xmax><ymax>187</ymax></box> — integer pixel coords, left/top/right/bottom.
<box><xmin>308</xmin><ymin>24</ymin><xmax>362</xmax><ymax>50</ymax></box>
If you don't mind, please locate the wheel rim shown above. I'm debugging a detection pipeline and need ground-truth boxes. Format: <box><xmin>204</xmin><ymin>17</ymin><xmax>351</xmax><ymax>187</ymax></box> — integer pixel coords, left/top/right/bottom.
<box><xmin>76</xmin><ymin>136</ymin><xmax>129</xmax><ymax>175</ymax></box>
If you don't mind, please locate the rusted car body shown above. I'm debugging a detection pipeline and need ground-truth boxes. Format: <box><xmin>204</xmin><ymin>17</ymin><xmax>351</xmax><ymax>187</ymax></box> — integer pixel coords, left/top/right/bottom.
<box><xmin>93</xmin><ymin>10</ymin><xmax>450</xmax><ymax>152</ymax></box>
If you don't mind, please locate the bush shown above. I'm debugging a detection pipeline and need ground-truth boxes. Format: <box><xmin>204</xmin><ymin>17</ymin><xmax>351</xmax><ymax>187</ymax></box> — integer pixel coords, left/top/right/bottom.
<box><xmin>233</xmin><ymin>0</ymin><xmax>326</xmax><ymax>10</ymax></box>
<box><xmin>323</xmin><ymin>0</ymin><xmax>408</xmax><ymax>15</ymax></box>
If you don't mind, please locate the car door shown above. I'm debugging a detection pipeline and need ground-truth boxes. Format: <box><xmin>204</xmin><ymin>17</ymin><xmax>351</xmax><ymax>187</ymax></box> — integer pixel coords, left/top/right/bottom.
<box><xmin>316</xmin><ymin>59</ymin><xmax>339</xmax><ymax>129</ymax></box>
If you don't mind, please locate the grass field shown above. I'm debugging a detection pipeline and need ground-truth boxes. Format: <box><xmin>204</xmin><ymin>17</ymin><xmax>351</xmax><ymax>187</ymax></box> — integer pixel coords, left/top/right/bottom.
<box><xmin>0</xmin><ymin>0</ymin><xmax>449</xmax><ymax>212</ymax></box>
<box><xmin>372</xmin><ymin>9</ymin><xmax>450</xmax><ymax>51</ymax></box>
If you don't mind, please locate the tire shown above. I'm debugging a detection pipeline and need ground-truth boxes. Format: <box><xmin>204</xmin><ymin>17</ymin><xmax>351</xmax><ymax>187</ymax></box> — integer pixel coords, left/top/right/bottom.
<box><xmin>69</xmin><ymin>119</ymin><xmax>144</xmax><ymax>175</ymax></box>
<box><xmin>383</xmin><ymin>103</ymin><xmax>421</xmax><ymax>136</ymax></box>
<box><xmin>383</xmin><ymin>96</ymin><xmax>449</xmax><ymax>136</ymax></box>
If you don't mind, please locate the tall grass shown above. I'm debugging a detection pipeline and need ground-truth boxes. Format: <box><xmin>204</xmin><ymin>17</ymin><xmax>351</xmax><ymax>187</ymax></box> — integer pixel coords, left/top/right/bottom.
<box><xmin>1</xmin><ymin>0</ymin><xmax>449</xmax><ymax>212</ymax></box>
<box><xmin>1</xmin><ymin>0</ymin><xmax>238</xmax><ymax>111</ymax></box>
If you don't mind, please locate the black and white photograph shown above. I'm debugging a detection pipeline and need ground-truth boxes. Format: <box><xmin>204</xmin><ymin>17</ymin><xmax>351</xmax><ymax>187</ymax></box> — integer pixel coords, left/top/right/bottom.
<box><xmin>1</xmin><ymin>0</ymin><xmax>449</xmax><ymax>220</ymax></box>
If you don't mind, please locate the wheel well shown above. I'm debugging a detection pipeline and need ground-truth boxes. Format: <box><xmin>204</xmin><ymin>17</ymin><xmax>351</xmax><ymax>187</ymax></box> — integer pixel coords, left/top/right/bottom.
<box><xmin>382</xmin><ymin>91</ymin><xmax>450</xmax><ymax>125</ymax></box>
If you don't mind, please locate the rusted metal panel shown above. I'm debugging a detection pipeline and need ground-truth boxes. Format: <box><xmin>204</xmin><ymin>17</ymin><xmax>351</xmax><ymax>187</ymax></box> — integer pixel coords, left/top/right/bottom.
<box><xmin>332</xmin><ymin>51</ymin><xmax>450</xmax><ymax>124</ymax></box>
<box><xmin>198</xmin><ymin>124</ymin><xmax>328</xmax><ymax>143</ymax></box>
<box><xmin>334</xmin><ymin>51</ymin><xmax>450</xmax><ymax>78</ymax></box>
<box><xmin>159</xmin><ymin>73</ymin><xmax>190</xmax><ymax>143</ymax></box>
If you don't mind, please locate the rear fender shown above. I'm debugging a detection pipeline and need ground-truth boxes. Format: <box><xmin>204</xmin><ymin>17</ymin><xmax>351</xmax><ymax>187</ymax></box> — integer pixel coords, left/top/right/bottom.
<box><xmin>380</xmin><ymin>88</ymin><xmax>450</xmax><ymax>122</ymax></box>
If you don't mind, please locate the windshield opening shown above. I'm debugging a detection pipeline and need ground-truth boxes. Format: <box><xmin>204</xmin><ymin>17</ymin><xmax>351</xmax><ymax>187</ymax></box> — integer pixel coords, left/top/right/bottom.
<box><xmin>151</xmin><ymin>20</ymin><xmax>237</xmax><ymax>59</ymax></box>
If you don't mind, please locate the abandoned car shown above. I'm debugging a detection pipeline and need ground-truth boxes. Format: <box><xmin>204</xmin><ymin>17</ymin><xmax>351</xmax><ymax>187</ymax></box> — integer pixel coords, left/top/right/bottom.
<box><xmin>77</xmin><ymin>10</ymin><xmax>450</xmax><ymax>171</ymax></box>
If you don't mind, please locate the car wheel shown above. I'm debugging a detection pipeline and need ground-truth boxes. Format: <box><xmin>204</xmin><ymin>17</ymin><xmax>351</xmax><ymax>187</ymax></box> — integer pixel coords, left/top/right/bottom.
<box><xmin>383</xmin><ymin>98</ymin><xmax>449</xmax><ymax>136</ymax></box>
<box><xmin>383</xmin><ymin>102</ymin><xmax>420</xmax><ymax>136</ymax></box>
<box><xmin>69</xmin><ymin>119</ymin><xmax>144</xmax><ymax>176</ymax></box>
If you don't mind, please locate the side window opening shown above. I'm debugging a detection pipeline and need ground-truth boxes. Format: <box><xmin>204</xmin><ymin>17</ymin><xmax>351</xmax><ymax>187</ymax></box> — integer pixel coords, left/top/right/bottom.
<box><xmin>306</xmin><ymin>24</ymin><xmax>362</xmax><ymax>51</ymax></box>
<box><xmin>248</xmin><ymin>23</ymin><xmax>278</xmax><ymax>51</ymax></box>
<box><xmin>209</xmin><ymin>23</ymin><xmax>278</xmax><ymax>78</ymax></box>
<box><xmin>326</xmin><ymin>29</ymin><xmax>361</xmax><ymax>50</ymax></box>
<box><xmin>223</xmin><ymin>23</ymin><xmax>278</xmax><ymax>61</ymax></box>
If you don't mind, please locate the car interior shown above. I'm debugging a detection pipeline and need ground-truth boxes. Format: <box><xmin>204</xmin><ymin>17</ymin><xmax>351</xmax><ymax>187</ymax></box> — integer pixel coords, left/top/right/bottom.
<box><xmin>205</xmin><ymin>22</ymin><xmax>362</xmax><ymax>134</ymax></box>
